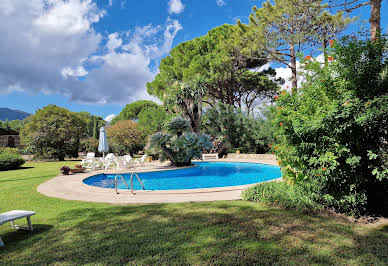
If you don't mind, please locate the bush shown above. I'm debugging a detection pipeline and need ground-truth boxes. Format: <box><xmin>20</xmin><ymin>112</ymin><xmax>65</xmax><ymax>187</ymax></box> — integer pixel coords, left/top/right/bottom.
<box><xmin>202</xmin><ymin>103</ymin><xmax>275</xmax><ymax>154</ymax></box>
<box><xmin>0</xmin><ymin>147</ymin><xmax>19</xmax><ymax>155</ymax></box>
<box><xmin>0</xmin><ymin>152</ymin><xmax>25</xmax><ymax>170</ymax></box>
<box><xmin>273</xmin><ymin>34</ymin><xmax>388</xmax><ymax>216</ymax></box>
<box><xmin>106</xmin><ymin>120</ymin><xmax>145</xmax><ymax>155</ymax></box>
<box><xmin>149</xmin><ymin>116</ymin><xmax>212</xmax><ymax>166</ymax></box>
<box><xmin>242</xmin><ymin>181</ymin><xmax>322</xmax><ymax>214</ymax></box>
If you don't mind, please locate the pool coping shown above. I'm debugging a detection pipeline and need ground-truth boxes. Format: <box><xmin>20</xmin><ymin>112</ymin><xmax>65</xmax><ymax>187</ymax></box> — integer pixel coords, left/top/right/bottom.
<box><xmin>37</xmin><ymin>158</ymin><xmax>280</xmax><ymax>204</ymax></box>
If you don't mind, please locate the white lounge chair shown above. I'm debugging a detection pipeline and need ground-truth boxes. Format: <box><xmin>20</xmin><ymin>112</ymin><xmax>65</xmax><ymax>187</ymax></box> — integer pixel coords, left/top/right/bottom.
<box><xmin>134</xmin><ymin>154</ymin><xmax>148</xmax><ymax>166</ymax></box>
<box><xmin>81</xmin><ymin>152</ymin><xmax>98</xmax><ymax>170</ymax></box>
<box><xmin>0</xmin><ymin>210</ymin><xmax>36</xmax><ymax>247</ymax></box>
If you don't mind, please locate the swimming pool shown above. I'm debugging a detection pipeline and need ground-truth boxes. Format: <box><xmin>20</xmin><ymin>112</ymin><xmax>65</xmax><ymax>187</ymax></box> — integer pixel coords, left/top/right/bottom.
<box><xmin>83</xmin><ymin>162</ymin><xmax>281</xmax><ymax>191</ymax></box>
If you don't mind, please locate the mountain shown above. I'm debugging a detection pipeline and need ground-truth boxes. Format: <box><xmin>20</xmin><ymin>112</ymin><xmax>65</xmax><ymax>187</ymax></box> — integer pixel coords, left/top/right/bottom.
<box><xmin>0</xmin><ymin>108</ymin><xmax>30</xmax><ymax>121</ymax></box>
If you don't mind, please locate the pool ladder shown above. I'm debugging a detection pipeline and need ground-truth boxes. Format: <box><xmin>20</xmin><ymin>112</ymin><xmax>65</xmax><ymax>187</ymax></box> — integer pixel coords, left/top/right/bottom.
<box><xmin>114</xmin><ymin>173</ymin><xmax>145</xmax><ymax>195</ymax></box>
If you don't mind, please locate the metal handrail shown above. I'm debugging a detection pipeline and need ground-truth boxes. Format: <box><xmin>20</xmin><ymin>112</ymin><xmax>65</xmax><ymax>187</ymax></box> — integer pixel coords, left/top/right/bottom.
<box><xmin>115</xmin><ymin>172</ymin><xmax>145</xmax><ymax>195</ymax></box>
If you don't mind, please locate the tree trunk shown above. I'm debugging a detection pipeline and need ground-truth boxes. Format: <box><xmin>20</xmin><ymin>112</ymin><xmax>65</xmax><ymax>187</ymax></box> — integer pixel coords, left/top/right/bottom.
<box><xmin>323</xmin><ymin>39</ymin><xmax>328</xmax><ymax>66</ymax></box>
<box><xmin>290</xmin><ymin>44</ymin><xmax>298</xmax><ymax>91</ymax></box>
<box><xmin>369</xmin><ymin>0</ymin><xmax>381</xmax><ymax>40</ymax></box>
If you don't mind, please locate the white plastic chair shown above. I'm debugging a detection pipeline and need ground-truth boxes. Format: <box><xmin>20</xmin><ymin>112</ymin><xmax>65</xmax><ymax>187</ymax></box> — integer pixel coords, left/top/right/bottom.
<box><xmin>104</xmin><ymin>153</ymin><xmax>116</xmax><ymax>170</ymax></box>
<box><xmin>134</xmin><ymin>154</ymin><xmax>147</xmax><ymax>167</ymax></box>
<box><xmin>122</xmin><ymin>155</ymin><xmax>134</xmax><ymax>169</ymax></box>
<box><xmin>81</xmin><ymin>152</ymin><xmax>97</xmax><ymax>170</ymax></box>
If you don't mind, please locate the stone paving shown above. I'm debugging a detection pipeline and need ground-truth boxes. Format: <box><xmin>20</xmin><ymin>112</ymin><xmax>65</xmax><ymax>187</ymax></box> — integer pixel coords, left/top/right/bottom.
<box><xmin>37</xmin><ymin>156</ymin><xmax>279</xmax><ymax>204</ymax></box>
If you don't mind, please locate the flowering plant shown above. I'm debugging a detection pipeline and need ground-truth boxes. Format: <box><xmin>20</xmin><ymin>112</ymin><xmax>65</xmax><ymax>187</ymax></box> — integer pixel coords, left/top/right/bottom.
<box><xmin>60</xmin><ymin>166</ymin><xmax>70</xmax><ymax>175</ymax></box>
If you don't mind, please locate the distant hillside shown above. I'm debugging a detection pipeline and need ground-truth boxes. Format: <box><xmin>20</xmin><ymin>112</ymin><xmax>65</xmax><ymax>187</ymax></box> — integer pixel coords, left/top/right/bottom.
<box><xmin>0</xmin><ymin>108</ymin><xmax>30</xmax><ymax>121</ymax></box>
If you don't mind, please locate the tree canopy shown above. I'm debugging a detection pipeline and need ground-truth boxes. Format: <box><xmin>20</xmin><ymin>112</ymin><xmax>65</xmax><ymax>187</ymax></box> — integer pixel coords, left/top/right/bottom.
<box><xmin>241</xmin><ymin>0</ymin><xmax>351</xmax><ymax>90</ymax></box>
<box><xmin>20</xmin><ymin>105</ymin><xmax>86</xmax><ymax>160</ymax></box>
<box><xmin>111</xmin><ymin>100</ymin><xmax>159</xmax><ymax>125</ymax></box>
<box><xmin>147</xmin><ymin>24</ymin><xmax>281</xmax><ymax>115</ymax></box>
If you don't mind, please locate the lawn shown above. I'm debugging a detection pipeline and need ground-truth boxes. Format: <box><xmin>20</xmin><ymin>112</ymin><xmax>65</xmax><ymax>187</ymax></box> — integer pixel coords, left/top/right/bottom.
<box><xmin>0</xmin><ymin>162</ymin><xmax>387</xmax><ymax>265</ymax></box>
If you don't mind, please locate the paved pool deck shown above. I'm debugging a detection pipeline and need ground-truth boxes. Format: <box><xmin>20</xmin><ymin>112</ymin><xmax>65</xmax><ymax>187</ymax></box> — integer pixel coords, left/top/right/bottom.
<box><xmin>37</xmin><ymin>156</ymin><xmax>279</xmax><ymax>204</ymax></box>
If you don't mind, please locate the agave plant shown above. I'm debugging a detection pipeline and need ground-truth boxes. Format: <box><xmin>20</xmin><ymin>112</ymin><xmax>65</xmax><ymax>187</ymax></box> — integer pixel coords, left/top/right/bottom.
<box><xmin>149</xmin><ymin>116</ymin><xmax>212</xmax><ymax>166</ymax></box>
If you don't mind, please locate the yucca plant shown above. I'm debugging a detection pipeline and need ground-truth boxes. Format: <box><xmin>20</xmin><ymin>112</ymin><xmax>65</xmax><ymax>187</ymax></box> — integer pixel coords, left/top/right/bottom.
<box><xmin>149</xmin><ymin>116</ymin><xmax>212</xmax><ymax>166</ymax></box>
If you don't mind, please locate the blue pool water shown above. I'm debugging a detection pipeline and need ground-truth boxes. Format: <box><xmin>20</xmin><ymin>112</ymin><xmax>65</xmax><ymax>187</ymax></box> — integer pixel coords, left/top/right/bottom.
<box><xmin>83</xmin><ymin>162</ymin><xmax>281</xmax><ymax>191</ymax></box>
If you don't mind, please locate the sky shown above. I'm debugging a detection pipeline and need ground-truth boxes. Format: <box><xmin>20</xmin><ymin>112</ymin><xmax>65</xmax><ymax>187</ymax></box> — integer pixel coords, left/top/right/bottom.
<box><xmin>0</xmin><ymin>0</ymin><xmax>387</xmax><ymax>121</ymax></box>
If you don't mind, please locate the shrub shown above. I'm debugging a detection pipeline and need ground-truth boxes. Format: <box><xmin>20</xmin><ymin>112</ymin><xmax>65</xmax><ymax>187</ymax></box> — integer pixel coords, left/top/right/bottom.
<box><xmin>273</xmin><ymin>34</ymin><xmax>388</xmax><ymax>216</ymax></box>
<box><xmin>0</xmin><ymin>152</ymin><xmax>25</xmax><ymax>170</ymax></box>
<box><xmin>0</xmin><ymin>147</ymin><xmax>19</xmax><ymax>155</ymax></box>
<box><xmin>149</xmin><ymin>116</ymin><xmax>212</xmax><ymax>166</ymax></box>
<box><xmin>242</xmin><ymin>181</ymin><xmax>322</xmax><ymax>214</ymax></box>
<box><xmin>106</xmin><ymin>120</ymin><xmax>145</xmax><ymax>156</ymax></box>
<box><xmin>202</xmin><ymin>103</ymin><xmax>275</xmax><ymax>154</ymax></box>
<box><xmin>60</xmin><ymin>166</ymin><xmax>70</xmax><ymax>175</ymax></box>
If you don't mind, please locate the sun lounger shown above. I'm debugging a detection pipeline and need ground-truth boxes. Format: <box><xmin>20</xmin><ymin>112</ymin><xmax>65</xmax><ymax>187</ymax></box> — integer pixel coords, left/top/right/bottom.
<box><xmin>0</xmin><ymin>210</ymin><xmax>36</xmax><ymax>247</ymax></box>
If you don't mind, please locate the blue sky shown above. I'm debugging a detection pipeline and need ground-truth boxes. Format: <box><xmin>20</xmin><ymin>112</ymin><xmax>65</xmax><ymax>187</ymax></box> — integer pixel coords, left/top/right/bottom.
<box><xmin>0</xmin><ymin>0</ymin><xmax>387</xmax><ymax>121</ymax></box>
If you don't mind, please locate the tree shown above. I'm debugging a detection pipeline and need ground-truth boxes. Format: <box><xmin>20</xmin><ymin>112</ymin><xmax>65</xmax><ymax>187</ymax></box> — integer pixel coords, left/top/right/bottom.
<box><xmin>242</xmin><ymin>0</ymin><xmax>351</xmax><ymax>90</ymax></box>
<box><xmin>147</xmin><ymin>24</ymin><xmax>280</xmax><ymax>120</ymax></box>
<box><xmin>76</xmin><ymin>111</ymin><xmax>105</xmax><ymax>139</ymax></box>
<box><xmin>20</xmin><ymin>105</ymin><xmax>86</xmax><ymax>161</ymax></box>
<box><xmin>326</xmin><ymin>0</ymin><xmax>382</xmax><ymax>40</ymax></box>
<box><xmin>149</xmin><ymin>116</ymin><xmax>212</xmax><ymax>166</ymax></box>
<box><xmin>106</xmin><ymin>120</ymin><xmax>145</xmax><ymax>155</ymax></box>
<box><xmin>164</xmin><ymin>76</ymin><xmax>207</xmax><ymax>132</ymax></box>
<box><xmin>111</xmin><ymin>100</ymin><xmax>158</xmax><ymax>125</ymax></box>
<box><xmin>137</xmin><ymin>106</ymin><xmax>174</xmax><ymax>136</ymax></box>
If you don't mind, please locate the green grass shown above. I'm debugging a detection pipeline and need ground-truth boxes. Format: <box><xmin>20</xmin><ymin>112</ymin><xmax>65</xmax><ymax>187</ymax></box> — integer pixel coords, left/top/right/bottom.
<box><xmin>1</xmin><ymin>162</ymin><xmax>387</xmax><ymax>265</ymax></box>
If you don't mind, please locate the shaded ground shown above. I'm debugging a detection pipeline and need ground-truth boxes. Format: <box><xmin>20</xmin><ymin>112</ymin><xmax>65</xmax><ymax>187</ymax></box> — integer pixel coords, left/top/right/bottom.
<box><xmin>0</xmin><ymin>162</ymin><xmax>387</xmax><ymax>265</ymax></box>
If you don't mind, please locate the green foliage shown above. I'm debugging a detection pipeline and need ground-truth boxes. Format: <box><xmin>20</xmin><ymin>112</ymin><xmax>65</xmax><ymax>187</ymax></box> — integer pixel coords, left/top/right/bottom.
<box><xmin>137</xmin><ymin>106</ymin><xmax>174</xmax><ymax>136</ymax></box>
<box><xmin>0</xmin><ymin>147</ymin><xmax>19</xmax><ymax>154</ymax></box>
<box><xmin>20</xmin><ymin>105</ymin><xmax>86</xmax><ymax>161</ymax></box>
<box><xmin>80</xmin><ymin>137</ymin><xmax>99</xmax><ymax>154</ymax></box>
<box><xmin>76</xmin><ymin>111</ymin><xmax>105</xmax><ymax>139</ymax></box>
<box><xmin>147</xmin><ymin>24</ymin><xmax>280</xmax><ymax>114</ymax></box>
<box><xmin>0</xmin><ymin>152</ymin><xmax>25</xmax><ymax>170</ymax></box>
<box><xmin>0</xmin><ymin>119</ymin><xmax>24</xmax><ymax>135</ymax></box>
<box><xmin>242</xmin><ymin>0</ymin><xmax>351</xmax><ymax>89</ymax></box>
<box><xmin>149</xmin><ymin>116</ymin><xmax>212</xmax><ymax>166</ymax></box>
<box><xmin>273</xmin><ymin>35</ymin><xmax>388</xmax><ymax>216</ymax></box>
<box><xmin>106</xmin><ymin>120</ymin><xmax>145</xmax><ymax>155</ymax></box>
<box><xmin>202</xmin><ymin>103</ymin><xmax>275</xmax><ymax>153</ymax></box>
<box><xmin>165</xmin><ymin>116</ymin><xmax>191</xmax><ymax>136</ymax></box>
<box><xmin>111</xmin><ymin>100</ymin><xmax>158</xmax><ymax>125</ymax></box>
<box><xmin>242</xmin><ymin>181</ymin><xmax>322</xmax><ymax>214</ymax></box>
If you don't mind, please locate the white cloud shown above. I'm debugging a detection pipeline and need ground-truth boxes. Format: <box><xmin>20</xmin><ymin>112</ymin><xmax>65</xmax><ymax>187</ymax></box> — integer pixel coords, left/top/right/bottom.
<box><xmin>168</xmin><ymin>0</ymin><xmax>184</xmax><ymax>14</ymax></box>
<box><xmin>35</xmin><ymin>0</ymin><xmax>105</xmax><ymax>36</ymax></box>
<box><xmin>273</xmin><ymin>54</ymin><xmax>324</xmax><ymax>90</ymax></box>
<box><xmin>216</xmin><ymin>0</ymin><xmax>226</xmax><ymax>7</ymax></box>
<box><xmin>108</xmin><ymin>0</ymin><xmax>113</xmax><ymax>6</ymax></box>
<box><xmin>104</xmin><ymin>114</ymin><xmax>116</xmax><ymax>122</ymax></box>
<box><xmin>0</xmin><ymin>0</ymin><xmax>182</xmax><ymax>105</ymax></box>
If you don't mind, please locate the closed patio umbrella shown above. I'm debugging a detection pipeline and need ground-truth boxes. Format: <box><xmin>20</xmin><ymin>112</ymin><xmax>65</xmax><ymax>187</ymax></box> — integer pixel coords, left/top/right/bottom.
<box><xmin>98</xmin><ymin>126</ymin><xmax>109</xmax><ymax>158</ymax></box>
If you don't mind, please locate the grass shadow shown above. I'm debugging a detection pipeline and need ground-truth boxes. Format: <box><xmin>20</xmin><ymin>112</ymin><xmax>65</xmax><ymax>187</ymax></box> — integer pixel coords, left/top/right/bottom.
<box><xmin>1</xmin><ymin>202</ymin><xmax>387</xmax><ymax>264</ymax></box>
<box><xmin>0</xmin><ymin>224</ymin><xmax>53</xmax><ymax>250</ymax></box>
